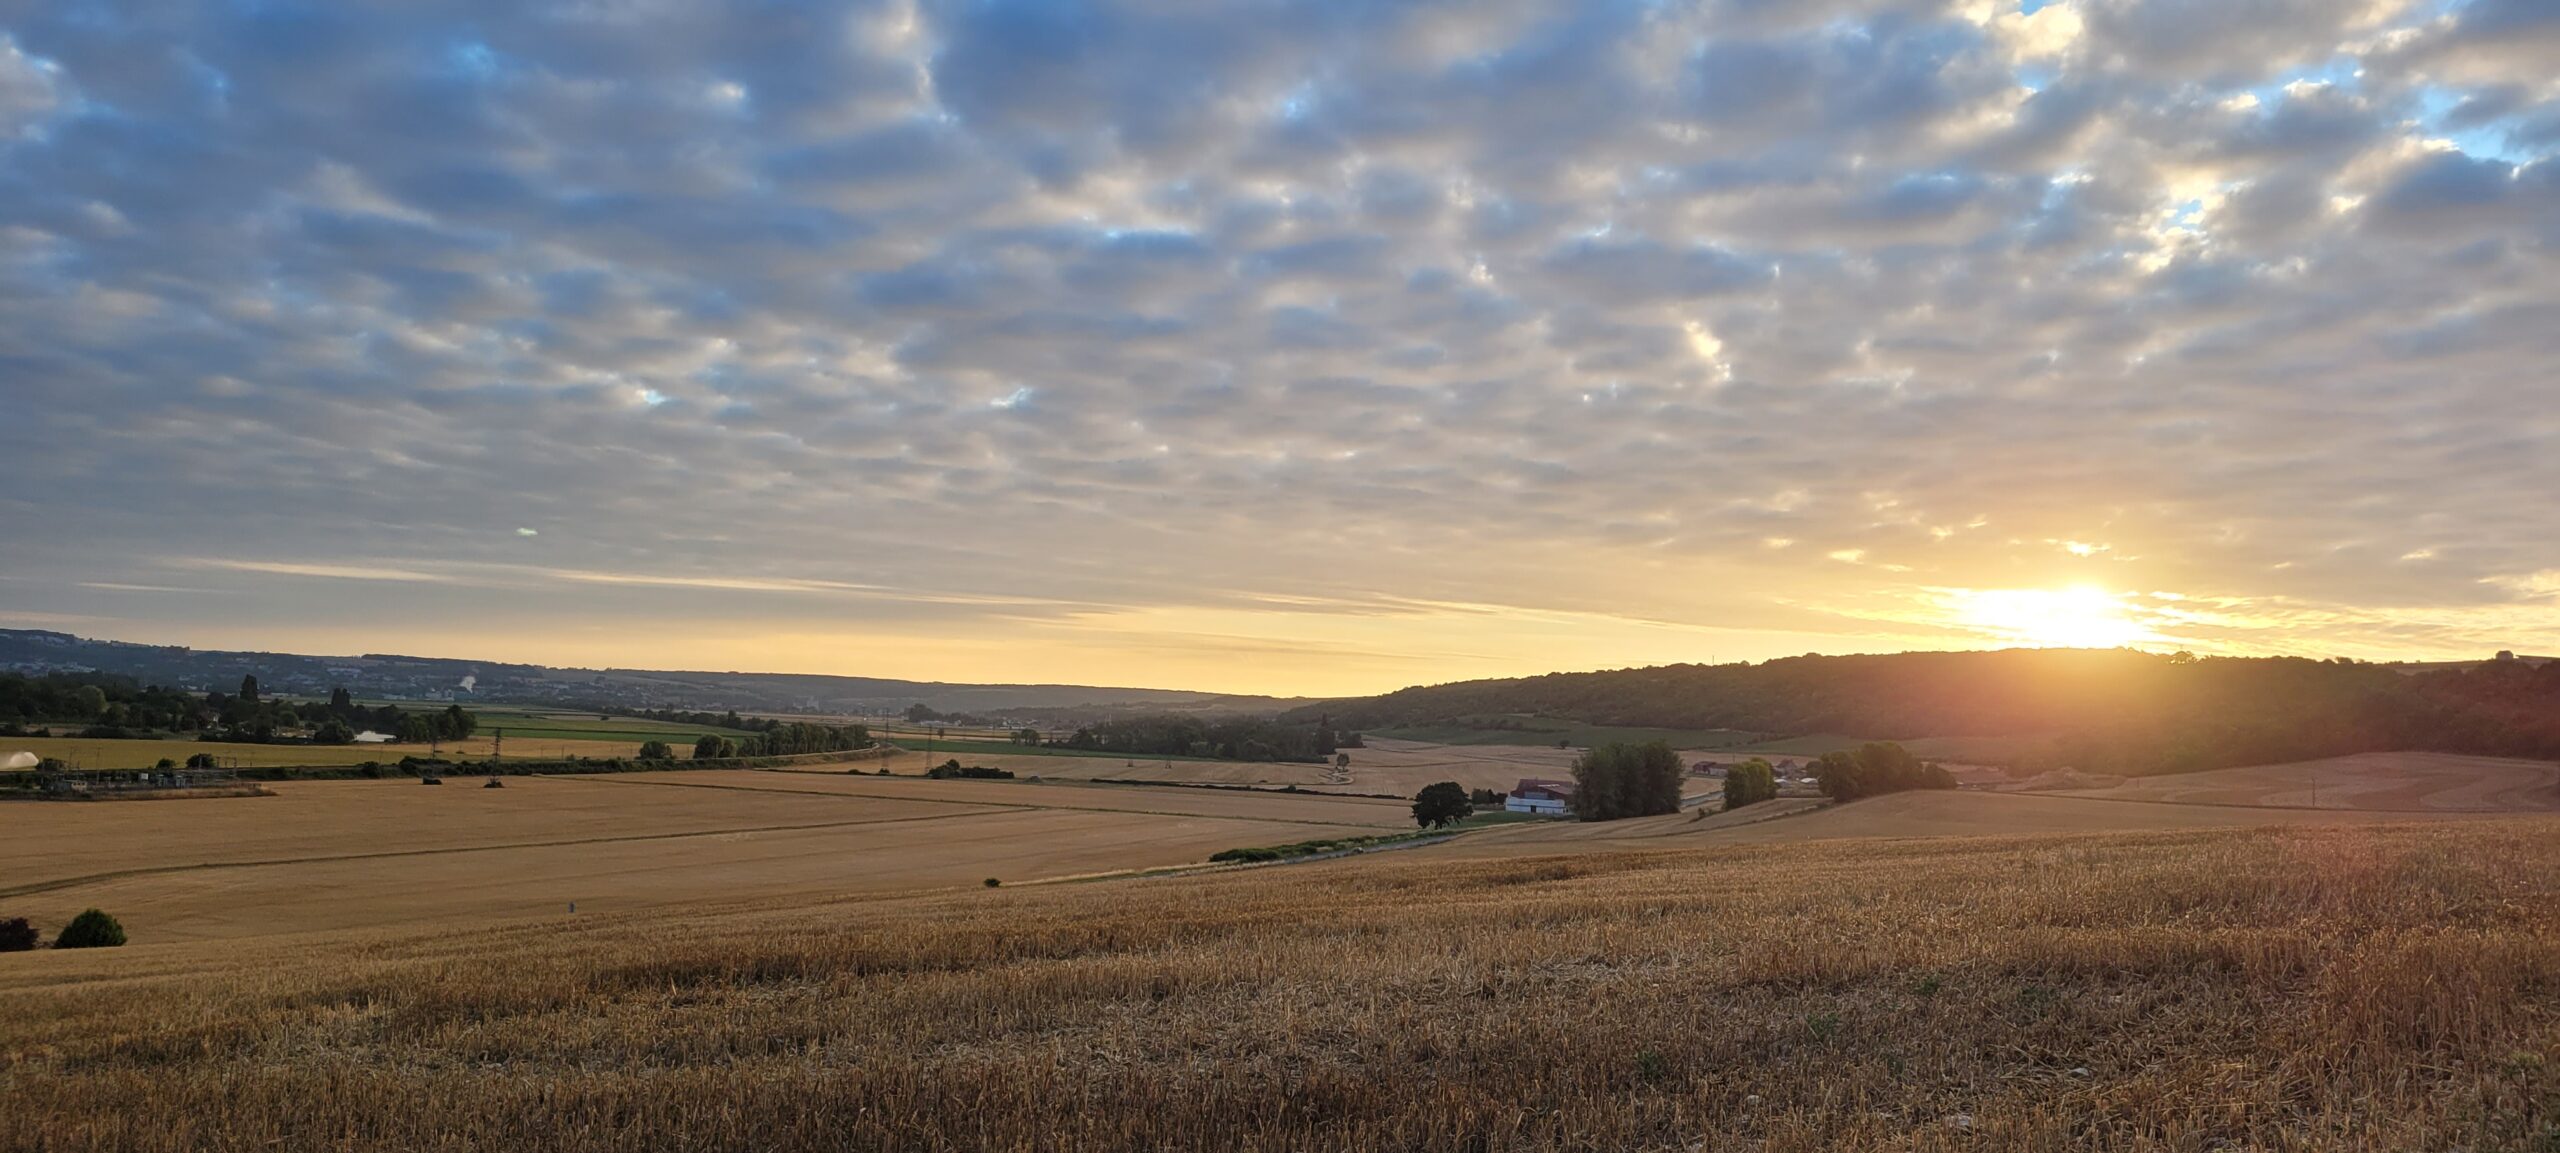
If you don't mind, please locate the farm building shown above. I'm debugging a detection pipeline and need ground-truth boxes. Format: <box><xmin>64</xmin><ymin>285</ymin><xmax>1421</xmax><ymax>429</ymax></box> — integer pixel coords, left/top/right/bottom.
<box><xmin>1505</xmin><ymin>778</ymin><xmax>1575</xmax><ymax>816</ymax></box>
<box><xmin>35</xmin><ymin>763</ymin><xmax>247</xmax><ymax>797</ymax></box>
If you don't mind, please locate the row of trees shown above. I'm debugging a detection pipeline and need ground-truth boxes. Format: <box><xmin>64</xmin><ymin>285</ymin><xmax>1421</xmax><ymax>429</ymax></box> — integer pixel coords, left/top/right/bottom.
<box><xmin>1813</xmin><ymin>743</ymin><xmax>1957</xmax><ymax>801</ymax></box>
<box><xmin>0</xmin><ymin>671</ymin><xmax>478</xmax><ymax>745</ymax></box>
<box><xmin>1058</xmin><ymin>715</ymin><xmax>1355</xmax><ymax>763</ymax></box>
<box><xmin>1568</xmin><ymin>740</ymin><xmax>1686</xmax><ymax>821</ymax></box>
<box><xmin>680</xmin><ymin>722</ymin><xmax>871</xmax><ymax>760</ymax></box>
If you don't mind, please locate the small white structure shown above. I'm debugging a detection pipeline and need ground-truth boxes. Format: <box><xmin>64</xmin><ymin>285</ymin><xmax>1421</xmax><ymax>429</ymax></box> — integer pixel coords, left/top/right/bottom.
<box><xmin>1504</xmin><ymin>777</ymin><xmax>1575</xmax><ymax>816</ymax></box>
<box><xmin>3</xmin><ymin>750</ymin><xmax>37</xmax><ymax>770</ymax></box>
<box><xmin>352</xmin><ymin>730</ymin><xmax>397</xmax><ymax>744</ymax></box>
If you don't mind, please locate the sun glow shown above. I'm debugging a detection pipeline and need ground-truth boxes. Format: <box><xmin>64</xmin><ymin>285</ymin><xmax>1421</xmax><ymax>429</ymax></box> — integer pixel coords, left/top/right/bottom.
<box><xmin>1953</xmin><ymin>585</ymin><xmax>2155</xmax><ymax>649</ymax></box>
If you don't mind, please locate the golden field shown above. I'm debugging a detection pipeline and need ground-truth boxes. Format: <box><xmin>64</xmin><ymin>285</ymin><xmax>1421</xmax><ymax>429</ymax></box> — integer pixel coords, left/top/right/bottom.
<box><xmin>3</xmin><ymin>816</ymin><xmax>2557</xmax><ymax>1151</ymax></box>
<box><xmin>0</xmin><ymin>733</ymin><xmax>653</xmax><ymax>770</ymax></box>
<box><xmin>0</xmin><ymin>771</ymin><xmax>1410</xmax><ymax>941</ymax></box>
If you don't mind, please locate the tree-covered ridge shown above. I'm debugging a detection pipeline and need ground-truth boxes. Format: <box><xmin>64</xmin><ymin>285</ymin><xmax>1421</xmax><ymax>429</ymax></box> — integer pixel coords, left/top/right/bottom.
<box><xmin>1294</xmin><ymin>649</ymin><xmax>2560</xmax><ymax>774</ymax></box>
<box><xmin>0</xmin><ymin>671</ymin><xmax>477</xmax><ymax>745</ymax></box>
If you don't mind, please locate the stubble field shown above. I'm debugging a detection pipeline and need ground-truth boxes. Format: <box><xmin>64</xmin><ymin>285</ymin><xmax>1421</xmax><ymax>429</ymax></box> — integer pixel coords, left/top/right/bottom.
<box><xmin>3</xmin><ymin>817</ymin><xmax>2555</xmax><ymax>1151</ymax></box>
<box><xmin>0</xmin><ymin>771</ymin><xmax>1411</xmax><ymax>941</ymax></box>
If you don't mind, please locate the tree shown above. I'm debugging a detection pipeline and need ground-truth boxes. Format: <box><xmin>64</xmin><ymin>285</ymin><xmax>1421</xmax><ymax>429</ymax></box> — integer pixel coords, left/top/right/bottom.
<box><xmin>238</xmin><ymin>675</ymin><xmax>260</xmax><ymax>702</ymax></box>
<box><xmin>1468</xmin><ymin>786</ymin><xmax>1506</xmax><ymax>807</ymax></box>
<box><xmin>637</xmin><ymin>740</ymin><xmax>675</xmax><ymax>761</ymax></box>
<box><xmin>311</xmin><ymin>719</ymin><xmax>354</xmax><ymax>745</ymax></box>
<box><xmin>1011</xmin><ymin>728</ymin><xmax>1041</xmax><ymax>746</ymax></box>
<box><xmin>1411</xmin><ymin>781</ymin><xmax>1473</xmax><ymax>828</ymax></box>
<box><xmin>1723</xmin><ymin>759</ymin><xmax>1777</xmax><ymax>809</ymax></box>
<box><xmin>0</xmin><ymin>917</ymin><xmax>35</xmax><ymax>952</ymax></box>
<box><xmin>185</xmin><ymin>752</ymin><xmax>218</xmax><ymax>769</ymax></box>
<box><xmin>328</xmin><ymin>686</ymin><xmax>353</xmax><ymax>713</ymax></box>
<box><xmin>1814</xmin><ymin>742</ymin><xmax>1957</xmax><ymax>802</ymax></box>
<box><xmin>55</xmin><ymin>908</ymin><xmax>126</xmax><ymax>949</ymax></box>
<box><xmin>693</xmin><ymin>734</ymin><xmax>736</xmax><ymax>759</ymax></box>
<box><xmin>1568</xmin><ymin>740</ymin><xmax>1685</xmax><ymax>821</ymax></box>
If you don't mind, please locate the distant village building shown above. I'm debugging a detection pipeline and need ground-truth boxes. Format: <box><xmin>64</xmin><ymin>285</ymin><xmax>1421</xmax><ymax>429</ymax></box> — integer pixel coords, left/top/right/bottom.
<box><xmin>1505</xmin><ymin>778</ymin><xmax>1575</xmax><ymax>816</ymax></box>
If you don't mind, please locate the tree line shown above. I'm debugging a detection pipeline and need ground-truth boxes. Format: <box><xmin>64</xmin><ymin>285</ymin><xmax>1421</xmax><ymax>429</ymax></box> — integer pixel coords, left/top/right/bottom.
<box><xmin>1057</xmin><ymin>715</ymin><xmax>1357</xmax><ymax>763</ymax></box>
<box><xmin>0</xmin><ymin>672</ymin><xmax>477</xmax><ymax>745</ymax></box>
<box><xmin>1294</xmin><ymin>649</ymin><xmax>2560</xmax><ymax>776</ymax></box>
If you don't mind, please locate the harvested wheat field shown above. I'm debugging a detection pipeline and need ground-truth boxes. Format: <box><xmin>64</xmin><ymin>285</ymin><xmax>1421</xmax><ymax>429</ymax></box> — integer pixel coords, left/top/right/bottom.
<box><xmin>0</xmin><ymin>772</ymin><xmax>1411</xmax><ymax>941</ymax></box>
<box><xmin>1472</xmin><ymin>789</ymin><xmax>2529</xmax><ymax>855</ymax></box>
<box><xmin>2041</xmin><ymin>751</ymin><xmax>2560</xmax><ymax>812</ymax></box>
<box><xmin>0</xmin><ymin>733</ymin><xmax>662</xmax><ymax>771</ymax></box>
<box><xmin>5</xmin><ymin>818</ymin><xmax>2557</xmax><ymax>1152</ymax></box>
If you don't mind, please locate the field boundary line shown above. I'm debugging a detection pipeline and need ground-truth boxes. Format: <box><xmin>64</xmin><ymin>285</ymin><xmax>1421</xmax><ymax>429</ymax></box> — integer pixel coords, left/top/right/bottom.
<box><xmin>553</xmin><ymin>771</ymin><xmax>1410</xmax><ymax>830</ymax></box>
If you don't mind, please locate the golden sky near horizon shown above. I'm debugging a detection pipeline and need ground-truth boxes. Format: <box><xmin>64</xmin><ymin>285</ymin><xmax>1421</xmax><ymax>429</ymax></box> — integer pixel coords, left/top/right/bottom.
<box><xmin>4</xmin><ymin>0</ymin><xmax>2557</xmax><ymax>696</ymax></box>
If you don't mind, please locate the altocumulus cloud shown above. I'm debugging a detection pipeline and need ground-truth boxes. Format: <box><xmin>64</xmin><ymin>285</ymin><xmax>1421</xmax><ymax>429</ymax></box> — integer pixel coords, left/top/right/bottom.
<box><xmin>1</xmin><ymin>0</ymin><xmax>2557</xmax><ymax>690</ymax></box>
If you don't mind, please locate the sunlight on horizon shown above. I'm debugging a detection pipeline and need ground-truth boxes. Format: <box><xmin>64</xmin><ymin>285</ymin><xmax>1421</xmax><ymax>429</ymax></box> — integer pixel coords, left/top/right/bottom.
<box><xmin>1950</xmin><ymin>586</ymin><xmax>2159</xmax><ymax>650</ymax></box>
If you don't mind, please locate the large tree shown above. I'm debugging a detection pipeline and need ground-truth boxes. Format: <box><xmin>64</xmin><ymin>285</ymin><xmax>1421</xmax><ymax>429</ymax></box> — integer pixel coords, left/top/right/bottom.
<box><xmin>1722</xmin><ymin>759</ymin><xmax>1777</xmax><ymax>809</ymax></box>
<box><xmin>1410</xmin><ymin>781</ymin><xmax>1473</xmax><ymax>829</ymax></box>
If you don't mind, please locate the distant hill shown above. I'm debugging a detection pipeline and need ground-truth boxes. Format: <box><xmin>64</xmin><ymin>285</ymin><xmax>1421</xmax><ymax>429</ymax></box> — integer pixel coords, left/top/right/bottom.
<box><xmin>1289</xmin><ymin>648</ymin><xmax>2560</xmax><ymax>775</ymax></box>
<box><xmin>0</xmin><ymin>629</ymin><xmax>1299</xmax><ymax>719</ymax></box>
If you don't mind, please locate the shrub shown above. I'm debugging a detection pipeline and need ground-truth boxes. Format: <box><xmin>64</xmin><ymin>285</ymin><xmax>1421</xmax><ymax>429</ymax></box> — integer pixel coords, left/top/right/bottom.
<box><xmin>55</xmin><ymin>909</ymin><xmax>126</xmax><ymax>949</ymax></box>
<box><xmin>983</xmin><ymin>878</ymin><xmax>1001</xmax><ymax>888</ymax></box>
<box><xmin>154</xmin><ymin>758</ymin><xmax>177</xmax><ymax>770</ymax></box>
<box><xmin>1723</xmin><ymin>759</ymin><xmax>1778</xmax><ymax>809</ymax></box>
<box><xmin>0</xmin><ymin>917</ymin><xmax>36</xmax><ymax>952</ymax></box>
<box><xmin>637</xmin><ymin>740</ymin><xmax>675</xmax><ymax>761</ymax></box>
<box><xmin>692</xmin><ymin>735</ymin><xmax>736</xmax><ymax>759</ymax></box>
<box><xmin>185</xmin><ymin>752</ymin><xmax>218</xmax><ymax>769</ymax></box>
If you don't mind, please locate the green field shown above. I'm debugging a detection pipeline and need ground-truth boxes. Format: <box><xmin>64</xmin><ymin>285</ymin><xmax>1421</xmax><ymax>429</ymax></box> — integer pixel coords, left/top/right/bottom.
<box><xmin>873</xmin><ymin>733</ymin><xmax>1226</xmax><ymax>762</ymax></box>
<box><xmin>1728</xmin><ymin>732</ymin><xmax>2046</xmax><ymax>764</ymax></box>
<box><xmin>405</xmin><ymin>706</ymin><xmax>767</xmax><ymax>745</ymax></box>
<box><xmin>1371</xmin><ymin>719</ymin><xmax>1760</xmax><ymax>750</ymax></box>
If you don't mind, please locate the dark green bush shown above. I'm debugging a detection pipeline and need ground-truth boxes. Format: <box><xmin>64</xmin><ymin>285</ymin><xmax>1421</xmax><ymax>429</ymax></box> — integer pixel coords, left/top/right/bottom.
<box><xmin>0</xmin><ymin>917</ymin><xmax>36</xmax><ymax>952</ymax></box>
<box><xmin>55</xmin><ymin>909</ymin><xmax>125</xmax><ymax>949</ymax></box>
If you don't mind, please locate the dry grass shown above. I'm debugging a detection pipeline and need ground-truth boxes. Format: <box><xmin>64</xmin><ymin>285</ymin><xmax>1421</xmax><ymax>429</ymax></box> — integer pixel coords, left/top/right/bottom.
<box><xmin>4</xmin><ymin>818</ymin><xmax>2556</xmax><ymax>1151</ymax></box>
<box><xmin>2038</xmin><ymin>751</ymin><xmax>2560</xmax><ymax>812</ymax></box>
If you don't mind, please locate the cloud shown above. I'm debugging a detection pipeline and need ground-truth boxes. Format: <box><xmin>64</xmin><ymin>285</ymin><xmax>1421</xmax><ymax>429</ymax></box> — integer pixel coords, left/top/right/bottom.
<box><xmin>0</xmin><ymin>0</ymin><xmax>2555</xmax><ymax>693</ymax></box>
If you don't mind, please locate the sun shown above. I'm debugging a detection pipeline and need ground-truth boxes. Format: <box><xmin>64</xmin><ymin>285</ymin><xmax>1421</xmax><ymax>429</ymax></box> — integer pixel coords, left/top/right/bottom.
<box><xmin>1953</xmin><ymin>585</ymin><xmax>2155</xmax><ymax>649</ymax></box>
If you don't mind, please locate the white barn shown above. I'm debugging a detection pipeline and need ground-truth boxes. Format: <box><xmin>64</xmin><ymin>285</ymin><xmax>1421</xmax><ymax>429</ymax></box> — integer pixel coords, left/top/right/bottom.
<box><xmin>1504</xmin><ymin>778</ymin><xmax>1575</xmax><ymax>816</ymax></box>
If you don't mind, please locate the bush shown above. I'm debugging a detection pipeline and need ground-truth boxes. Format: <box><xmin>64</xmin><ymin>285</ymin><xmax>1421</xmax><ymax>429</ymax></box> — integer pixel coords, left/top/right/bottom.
<box><xmin>637</xmin><ymin>740</ymin><xmax>675</xmax><ymax>761</ymax></box>
<box><xmin>926</xmin><ymin>760</ymin><xmax>1014</xmax><ymax>780</ymax></box>
<box><xmin>0</xmin><ymin>917</ymin><xmax>36</xmax><ymax>952</ymax></box>
<box><xmin>1723</xmin><ymin>759</ymin><xmax>1778</xmax><ymax>809</ymax></box>
<box><xmin>55</xmin><ymin>909</ymin><xmax>126</xmax><ymax>949</ymax></box>
<box><xmin>983</xmin><ymin>878</ymin><xmax>1001</xmax><ymax>888</ymax></box>
<box><xmin>185</xmin><ymin>752</ymin><xmax>218</xmax><ymax>769</ymax></box>
<box><xmin>692</xmin><ymin>734</ymin><xmax>736</xmax><ymax>759</ymax></box>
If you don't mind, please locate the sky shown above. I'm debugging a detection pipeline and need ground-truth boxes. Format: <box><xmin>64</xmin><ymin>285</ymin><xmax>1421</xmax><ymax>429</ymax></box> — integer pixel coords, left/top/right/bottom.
<box><xmin>1</xmin><ymin>0</ymin><xmax>2557</xmax><ymax>698</ymax></box>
